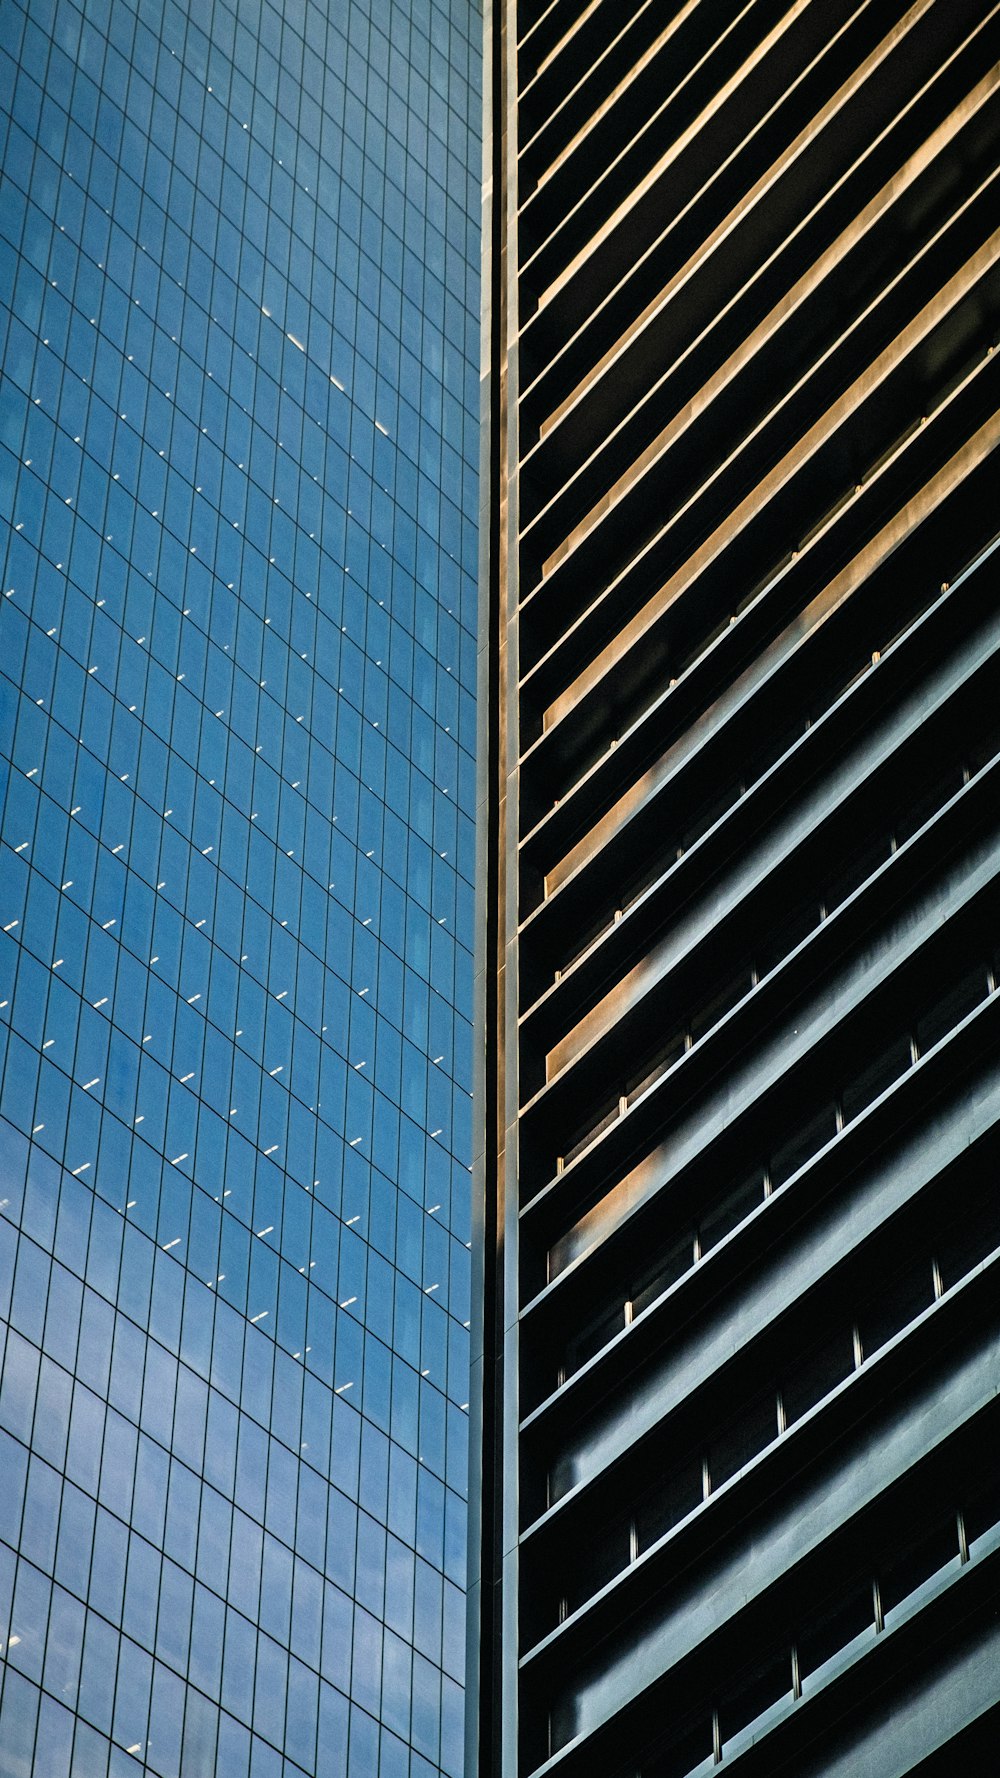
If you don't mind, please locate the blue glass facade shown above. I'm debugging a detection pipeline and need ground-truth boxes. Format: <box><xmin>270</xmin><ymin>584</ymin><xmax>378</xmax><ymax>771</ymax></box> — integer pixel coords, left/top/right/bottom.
<box><xmin>0</xmin><ymin>1</ymin><xmax>480</xmax><ymax>1774</ymax></box>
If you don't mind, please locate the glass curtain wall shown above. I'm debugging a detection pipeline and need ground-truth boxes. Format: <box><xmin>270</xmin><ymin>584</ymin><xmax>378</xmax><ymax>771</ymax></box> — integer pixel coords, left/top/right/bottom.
<box><xmin>0</xmin><ymin>2</ymin><xmax>480</xmax><ymax>1775</ymax></box>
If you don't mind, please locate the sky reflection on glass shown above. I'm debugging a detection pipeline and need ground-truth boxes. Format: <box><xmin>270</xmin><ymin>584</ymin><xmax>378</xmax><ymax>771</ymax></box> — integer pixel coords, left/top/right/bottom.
<box><xmin>0</xmin><ymin>1</ymin><xmax>481</xmax><ymax>1773</ymax></box>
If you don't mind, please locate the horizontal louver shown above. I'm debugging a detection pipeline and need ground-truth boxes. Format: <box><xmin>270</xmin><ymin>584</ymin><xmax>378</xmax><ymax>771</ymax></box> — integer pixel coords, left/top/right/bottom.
<box><xmin>474</xmin><ymin>3</ymin><xmax>1000</xmax><ymax>1774</ymax></box>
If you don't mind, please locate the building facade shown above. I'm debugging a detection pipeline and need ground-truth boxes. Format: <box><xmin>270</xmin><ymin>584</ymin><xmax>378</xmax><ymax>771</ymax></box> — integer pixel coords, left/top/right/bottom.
<box><xmin>471</xmin><ymin>2</ymin><xmax>1000</xmax><ymax>1775</ymax></box>
<box><xmin>0</xmin><ymin>3</ymin><xmax>479</xmax><ymax>1776</ymax></box>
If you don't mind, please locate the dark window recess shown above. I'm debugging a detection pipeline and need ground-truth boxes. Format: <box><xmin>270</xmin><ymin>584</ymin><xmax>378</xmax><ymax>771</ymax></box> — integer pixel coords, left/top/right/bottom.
<box><xmin>771</xmin><ymin>1104</ymin><xmax>837</xmax><ymax>1189</ymax></box>
<box><xmin>964</xmin><ymin>1473</ymin><xmax>1000</xmax><ymax>1549</ymax></box>
<box><xmin>719</xmin><ymin>1649</ymin><xmax>792</xmax><ymax>1747</ymax></box>
<box><xmin>841</xmin><ymin>1033</ymin><xmax>912</xmax><ymax>1125</ymax></box>
<box><xmin>757</xmin><ymin>899</ymin><xmax>817</xmax><ymax>981</ymax></box>
<box><xmin>826</xmin><ymin>835</ymin><xmax>890</xmax><ymax>914</ymax></box>
<box><xmin>740</xmin><ymin>717</ymin><xmax>803</xmax><ymax>800</ymax></box>
<box><xmin>564</xmin><ymin>1522</ymin><xmax>630</xmax><ymax>1616</ymax></box>
<box><xmin>641</xmin><ymin>1718</ymin><xmax>714</xmax><ymax>1778</ymax></box>
<box><xmin>857</xmin><ymin>1257</ymin><xmax>935</xmax><ymax>1360</ymax></box>
<box><xmin>563</xmin><ymin>1101</ymin><xmax>618</xmax><ymax>1167</ymax></box>
<box><xmin>699</xmin><ymin>1169</ymin><xmax>767</xmax><ymax>1255</ymax></box>
<box><xmin>631</xmin><ymin>1232</ymin><xmax>693</xmax><ymax>1320</ymax></box>
<box><xmin>690</xmin><ymin>969</ymin><xmax>753</xmax><ymax>1045</ymax></box>
<box><xmin>636</xmin><ymin>1456</ymin><xmax>703</xmax><ymax>1554</ymax></box>
<box><xmin>798</xmin><ymin>1580</ymin><xmax>873</xmax><ymax>1683</ymax></box>
<box><xmin>914</xmin><ymin>962</ymin><xmax>988</xmax><ymax>1057</ymax></box>
<box><xmin>937</xmin><ymin>1190</ymin><xmax>1000</xmax><ymax>1290</ymax></box>
<box><xmin>894</xmin><ymin>763</ymin><xmax>966</xmax><ymax>845</ymax></box>
<box><xmin>627</xmin><ymin>1029</ymin><xmax>686</xmax><ymax>1106</ymax></box>
<box><xmin>880</xmin><ymin>1516</ymin><xmax>959</xmax><ymax>1617</ymax></box>
<box><xmin>782</xmin><ymin>1328</ymin><xmax>854</xmax><ymax>1428</ymax></box>
<box><xmin>676</xmin><ymin>784</ymin><xmax>739</xmax><ymax>857</ymax></box>
<box><xmin>564</xmin><ymin>1302</ymin><xmax>626</xmax><ymax>1378</ymax></box>
<box><xmin>709</xmin><ymin>1392</ymin><xmax>778</xmax><ymax>1492</ymax></box>
<box><xmin>967</xmin><ymin>725</ymin><xmax>1000</xmax><ymax>777</ymax></box>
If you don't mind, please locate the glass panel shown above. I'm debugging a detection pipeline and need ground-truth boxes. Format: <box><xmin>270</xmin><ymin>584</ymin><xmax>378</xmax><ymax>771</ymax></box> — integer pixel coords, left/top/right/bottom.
<box><xmin>0</xmin><ymin>4</ymin><xmax>481</xmax><ymax>1775</ymax></box>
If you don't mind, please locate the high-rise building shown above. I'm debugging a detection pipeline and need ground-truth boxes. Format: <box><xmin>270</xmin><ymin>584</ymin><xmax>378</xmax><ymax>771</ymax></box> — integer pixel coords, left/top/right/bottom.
<box><xmin>0</xmin><ymin>3</ymin><xmax>479</xmax><ymax>1776</ymax></box>
<box><xmin>471</xmin><ymin>3</ymin><xmax>1000</xmax><ymax>1775</ymax></box>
